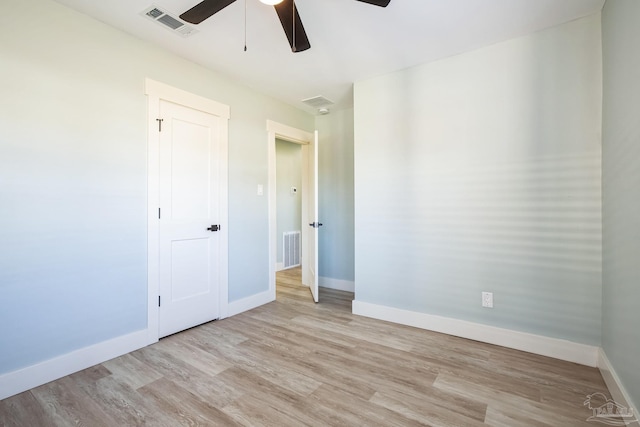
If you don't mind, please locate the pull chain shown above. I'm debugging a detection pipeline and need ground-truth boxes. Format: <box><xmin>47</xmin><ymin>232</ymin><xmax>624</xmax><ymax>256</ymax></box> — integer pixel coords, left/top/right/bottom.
<box><xmin>244</xmin><ymin>0</ymin><xmax>247</xmax><ymax>51</ymax></box>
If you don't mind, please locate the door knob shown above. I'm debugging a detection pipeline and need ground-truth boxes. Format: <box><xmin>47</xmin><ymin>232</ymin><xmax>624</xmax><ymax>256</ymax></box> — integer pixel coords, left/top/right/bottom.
<box><xmin>207</xmin><ymin>225</ymin><xmax>220</xmax><ymax>232</ymax></box>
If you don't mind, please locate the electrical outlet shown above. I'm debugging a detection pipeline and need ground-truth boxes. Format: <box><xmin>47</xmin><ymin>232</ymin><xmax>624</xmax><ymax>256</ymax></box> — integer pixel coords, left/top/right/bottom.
<box><xmin>482</xmin><ymin>292</ymin><xmax>494</xmax><ymax>308</ymax></box>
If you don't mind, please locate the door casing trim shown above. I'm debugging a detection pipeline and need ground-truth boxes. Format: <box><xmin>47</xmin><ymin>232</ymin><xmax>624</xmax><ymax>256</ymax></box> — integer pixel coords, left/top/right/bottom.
<box><xmin>145</xmin><ymin>78</ymin><xmax>230</xmax><ymax>345</ymax></box>
<box><xmin>267</xmin><ymin>120</ymin><xmax>314</xmax><ymax>301</ymax></box>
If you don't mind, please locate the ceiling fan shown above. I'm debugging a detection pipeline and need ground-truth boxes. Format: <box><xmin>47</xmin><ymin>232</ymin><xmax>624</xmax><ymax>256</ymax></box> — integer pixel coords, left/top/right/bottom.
<box><xmin>179</xmin><ymin>0</ymin><xmax>391</xmax><ymax>53</ymax></box>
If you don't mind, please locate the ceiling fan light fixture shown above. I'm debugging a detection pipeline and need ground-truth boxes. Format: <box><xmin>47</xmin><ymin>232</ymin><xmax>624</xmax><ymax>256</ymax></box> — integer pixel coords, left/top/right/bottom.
<box><xmin>259</xmin><ymin>0</ymin><xmax>284</xmax><ymax>5</ymax></box>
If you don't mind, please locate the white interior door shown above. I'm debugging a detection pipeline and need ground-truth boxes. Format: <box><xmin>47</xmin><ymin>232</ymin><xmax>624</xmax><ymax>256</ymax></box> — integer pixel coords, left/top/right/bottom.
<box><xmin>305</xmin><ymin>130</ymin><xmax>320</xmax><ymax>302</ymax></box>
<box><xmin>158</xmin><ymin>100</ymin><xmax>221</xmax><ymax>337</ymax></box>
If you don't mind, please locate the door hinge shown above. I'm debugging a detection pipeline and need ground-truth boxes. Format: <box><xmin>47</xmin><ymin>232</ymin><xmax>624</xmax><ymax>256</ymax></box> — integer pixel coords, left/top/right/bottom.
<box><xmin>158</xmin><ymin>208</ymin><xmax>161</xmax><ymax>219</ymax></box>
<box><xmin>156</xmin><ymin>118</ymin><xmax>164</xmax><ymax>132</ymax></box>
<box><xmin>158</xmin><ymin>295</ymin><xmax>161</xmax><ymax>307</ymax></box>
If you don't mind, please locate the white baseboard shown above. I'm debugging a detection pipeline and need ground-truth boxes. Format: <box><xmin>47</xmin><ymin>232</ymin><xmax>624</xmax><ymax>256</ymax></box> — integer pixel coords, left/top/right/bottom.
<box><xmin>319</xmin><ymin>276</ymin><xmax>355</xmax><ymax>292</ymax></box>
<box><xmin>275</xmin><ymin>263</ymin><xmax>304</xmax><ymax>272</ymax></box>
<box><xmin>352</xmin><ymin>300</ymin><xmax>599</xmax><ymax>367</ymax></box>
<box><xmin>0</xmin><ymin>329</ymin><xmax>150</xmax><ymax>401</ymax></box>
<box><xmin>598</xmin><ymin>349</ymin><xmax>640</xmax><ymax>426</ymax></box>
<box><xmin>227</xmin><ymin>289</ymin><xmax>274</xmax><ymax>317</ymax></box>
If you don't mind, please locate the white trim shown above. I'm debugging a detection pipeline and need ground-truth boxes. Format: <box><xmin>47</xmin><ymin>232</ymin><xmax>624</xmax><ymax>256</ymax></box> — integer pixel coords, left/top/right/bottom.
<box><xmin>145</xmin><ymin>79</ymin><xmax>230</xmax><ymax>119</ymax></box>
<box><xmin>0</xmin><ymin>330</ymin><xmax>148</xmax><ymax>400</ymax></box>
<box><xmin>267</xmin><ymin>120</ymin><xmax>313</xmax><ymax>144</ymax></box>
<box><xmin>352</xmin><ymin>300</ymin><xmax>599</xmax><ymax>367</ymax></box>
<box><xmin>217</xmin><ymin>107</ymin><xmax>230</xmax><ymax>320</ymax></box>
<box><xmin>598</xmin><ymin>349</ymin><xmax>640</xmax><ymax>426</ymax></box>
<box><xmin>267</xmin><ymin>120</ymin><xmax>314</xmax><ymax>304</ymax></box>
<box><xmin>145</xmin><ymin>78</ymin><xmax>230</xmax><ymax>332</ymax></box>
<box><xmin>268</xmin><ymin>128</ymin><xmax>277</xmax><ymax>301</ymax></box>
<box><xmin>300</xmin><ymin>144</ymin><xmax>310</xmax><ymax>288</ymax></box>
<box><xmin>227</xmin><ymin>290</ymin><xmax>275</xmax><ymax>317</ymax></box>
<box><xmin>319</xmin><ymin>276</ymin><xmax>355</xmax><ymax>292</ymax></box>
<box><xmin>277</xmin><ymin>263</ymin><xmax>302</xmax><ymax>272</ymax></box>
<box><xmin>280</xmin><ymin>265</ymin><xmax>302</xmax><ymax>271</ymax></box>
<box><xmin>146</xmin><ymin>89</ymin><xmax>161</xmax><ymax>345</ymax></box>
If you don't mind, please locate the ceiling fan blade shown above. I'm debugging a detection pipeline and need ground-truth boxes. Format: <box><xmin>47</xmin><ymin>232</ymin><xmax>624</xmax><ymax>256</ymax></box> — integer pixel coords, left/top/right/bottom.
<box><xmin>180</xmin><ymin>0</ymin><xmax>237</xmax><ymax>24</ymax></box>
<box><xmin>274</xmin><ymin>0</ymin><xmax>311</xmax><ymax>53</ymax></box>
<box><xmin>355</xmin><ymin>0</ymin><xmax>391</xmax><ymax>6</ymax></box>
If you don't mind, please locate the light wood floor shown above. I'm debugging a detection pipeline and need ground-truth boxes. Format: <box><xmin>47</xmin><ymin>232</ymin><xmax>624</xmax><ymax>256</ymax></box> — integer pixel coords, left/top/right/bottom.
<box><xmin>1</xmin><ymin>268</ymin><xmax>610</xmax><ymax>426</ymax></box>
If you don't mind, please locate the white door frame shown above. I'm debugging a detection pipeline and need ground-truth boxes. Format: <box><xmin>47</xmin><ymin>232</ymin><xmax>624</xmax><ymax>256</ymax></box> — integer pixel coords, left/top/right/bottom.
<box><xmin>267</xmin><ymin>120</ymin><xmax>314</xmax><ymax>300</ymax></box>
<box><xmin>145</xmin><ymin>78</ymin><xmax>230</xmax><ymax>345</ymax></box>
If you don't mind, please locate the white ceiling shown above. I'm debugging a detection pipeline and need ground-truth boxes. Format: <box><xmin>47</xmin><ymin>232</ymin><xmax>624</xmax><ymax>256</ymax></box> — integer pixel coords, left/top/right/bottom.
<box><xmin>53</xmin><ymin>0</ymin><xmax>605</xmax><ymax>115</ymax></box>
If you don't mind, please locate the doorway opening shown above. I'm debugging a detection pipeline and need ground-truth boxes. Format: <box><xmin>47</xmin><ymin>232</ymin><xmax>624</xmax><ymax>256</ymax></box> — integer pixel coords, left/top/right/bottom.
<box><xmin>275</xmin><ymin>138</ymin><xmax>305</xmax><ymax>301</ymax></box>
<box><xmin>275</xmin><ymin>139</ymin><xmax>303</xmax><ymax>272</ymax></box>
<box><xmin>267</xmin><ymin>120</ymin><xmax>318</xmax><ymax>303</ymax></box>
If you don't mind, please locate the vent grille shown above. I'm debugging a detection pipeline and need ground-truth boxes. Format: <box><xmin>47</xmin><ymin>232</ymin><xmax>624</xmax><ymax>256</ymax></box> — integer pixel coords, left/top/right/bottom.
<box><xmin>283</xmin><ymin>231</ymin><xmax>301</xmax><ymax>269</ymax></box>
<box><xmin>157</xmin><ymin>14</ymin><xmax>184</xmax><ymax>30</ymax></box>
<box><xmin>141</xmin><ymin>5</ymin><xmax>197</xmax><ymax>37</ymax></box>
<box><xmin>302</xmin><ymin>96</ymin><xmax>334</xmax><ymax>108</ymax></box>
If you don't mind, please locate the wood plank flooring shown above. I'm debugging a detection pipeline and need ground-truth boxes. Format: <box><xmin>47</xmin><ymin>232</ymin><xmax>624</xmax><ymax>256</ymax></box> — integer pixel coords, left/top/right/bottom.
<box><xmin>1</xmin><ymin>268</ymin><xmax>610</xmax><ymax>426</ymax></box>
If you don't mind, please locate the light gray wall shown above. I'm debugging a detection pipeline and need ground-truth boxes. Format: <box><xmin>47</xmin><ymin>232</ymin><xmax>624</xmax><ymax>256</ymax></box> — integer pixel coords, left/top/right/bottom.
<box><xmin>601</xmin><ymin>0</ymin><xmax>640</xmax><ymax>410</ymax></box>
<box><xmin>276</xmin><ymin>139</ymin><xmax>302</xmax><ymax>265</ymax></box>
<box><xmin>353</xmin><ymin>14</ymin><xmax>603</xmax><ymax>345</ymax></box>
<box><xmin>0</xmin><ymin>0</ymin><xmax>312</xmax><ymax>375</ymax></box>
<box><xmin>316</xmin><ymin>108</ymin><xmax>355</xmax><ymax>282</ymax></box>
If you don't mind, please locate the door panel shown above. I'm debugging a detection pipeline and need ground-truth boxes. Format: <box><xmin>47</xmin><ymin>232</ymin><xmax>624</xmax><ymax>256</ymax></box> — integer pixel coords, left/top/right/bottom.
<box><xmin>307</xmin><ymin>130</ymin><xmax>319</xmax><ymax>302</ymax></box>
<box><xmin>159</xmin><ymin>100</ymin><xmax>220</xmax><ymax>338</ymax></box>
<box><xmin>170</xmin><ymin>238</ymin><xmax>211</xmax><ymax>301</ymax></box>
<box><xmin>170</xmin><ymin>120</ymin><xmax>212</xmax><ymax>220</ymax></box>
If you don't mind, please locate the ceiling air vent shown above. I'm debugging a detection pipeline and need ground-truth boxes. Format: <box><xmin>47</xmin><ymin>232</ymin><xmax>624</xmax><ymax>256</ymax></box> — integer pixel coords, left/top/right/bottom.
<box><xmin>141</xmin><ymin>5</ymin><xmax>198</xmax><ymax>38</ymax></box>
<box><xmin>302</xmin><ymin>96</ymin><xmax>334</xmax><ymax>109</ymax></box>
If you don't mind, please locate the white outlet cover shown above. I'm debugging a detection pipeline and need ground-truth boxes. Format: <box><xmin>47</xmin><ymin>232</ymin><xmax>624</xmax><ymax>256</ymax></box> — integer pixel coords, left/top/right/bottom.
<box><xmin>482</xmin><ymin>292</ymin><xmax>494</xmax><ymax>308</ymax></box>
